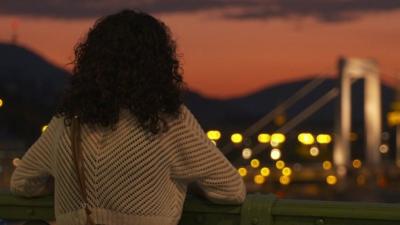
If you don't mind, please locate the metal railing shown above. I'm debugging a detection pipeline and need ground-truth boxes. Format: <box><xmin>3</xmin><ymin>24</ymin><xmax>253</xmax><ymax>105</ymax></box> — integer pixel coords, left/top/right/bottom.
<box><xmin>1</xmin><ymin>191</ymin><xmax>400</xmax><ymax>225</ymax></box>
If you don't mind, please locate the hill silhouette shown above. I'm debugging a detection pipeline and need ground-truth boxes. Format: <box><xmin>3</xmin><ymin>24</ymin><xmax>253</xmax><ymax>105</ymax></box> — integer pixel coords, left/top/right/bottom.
<box><xmin>0</xmin><ymin>43</ymin><xmax>395</xmax><ymax>148</ymax></box>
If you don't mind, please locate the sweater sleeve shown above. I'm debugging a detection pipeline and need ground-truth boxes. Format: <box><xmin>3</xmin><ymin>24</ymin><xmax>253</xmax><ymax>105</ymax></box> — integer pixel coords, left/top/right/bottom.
<box><xmin>170</xmin><ymin>106</ymin><xmax>246</xmax><ymax>204</ymax></box>
<box><xmin>10</xmin><ymin>116</ymin><xmax>61</xmax><ymax>197</ymax></box>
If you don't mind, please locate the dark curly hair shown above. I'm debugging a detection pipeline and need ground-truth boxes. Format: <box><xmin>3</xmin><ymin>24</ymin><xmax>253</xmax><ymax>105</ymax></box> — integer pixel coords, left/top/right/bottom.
<box><xmin>56</xmin><ymin>10</ymin><xmax>184</xmax><ymax>134</ymax></box>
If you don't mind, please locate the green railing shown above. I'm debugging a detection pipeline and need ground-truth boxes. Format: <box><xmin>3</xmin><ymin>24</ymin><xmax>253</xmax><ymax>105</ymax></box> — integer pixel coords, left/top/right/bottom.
<box><xmin>1</xmin><ymin>192</ymin><xmax>400</xmax><ymax>225</ymax></box>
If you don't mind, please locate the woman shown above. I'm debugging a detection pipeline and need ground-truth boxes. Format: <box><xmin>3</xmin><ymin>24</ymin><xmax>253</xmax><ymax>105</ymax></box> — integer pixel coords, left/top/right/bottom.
<box><xmin>10</xmin><ymin>9</ymin><xmax>246</xmax><ymax>225</ymax></box>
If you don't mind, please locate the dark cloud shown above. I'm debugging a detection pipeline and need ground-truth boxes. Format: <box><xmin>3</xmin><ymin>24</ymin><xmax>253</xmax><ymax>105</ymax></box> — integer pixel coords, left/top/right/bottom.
<box><xmin>1</xmin><ymin>0</ymin><xmax>400</xmax><ymax>22</ymax></box>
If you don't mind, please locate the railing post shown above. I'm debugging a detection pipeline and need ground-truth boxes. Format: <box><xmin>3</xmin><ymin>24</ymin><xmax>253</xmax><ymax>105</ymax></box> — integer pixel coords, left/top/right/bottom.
<box><xmin>240</xmin><ymin>194</ymin><xmax>277</xmax><ymax>225</ymax></box>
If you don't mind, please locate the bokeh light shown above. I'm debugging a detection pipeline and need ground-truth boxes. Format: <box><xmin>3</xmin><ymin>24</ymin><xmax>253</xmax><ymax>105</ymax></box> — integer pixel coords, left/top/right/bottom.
<box><xmin>254</xmin><ymin>175</ymin><xmax>266</xmax><ymax>184</ymax></box>
<box><xmin>298</xmin><ymin>133</ymin><xmax>315</xmax><ymax>145</ymax></box>
<box><xmin>279</xmin><ymin>176</ymin><xmax>291</xmax><ymax>185</ymax></box>
<box><xmin>250</xmin><ymin>159</ymin><xmax>260</xmax><ymax>168</ymax></box>
<box><xmin>238</xmin><ymin>167</ymin><xmax>247</xmax><ymax>177</ymax></box>
<box><xmin>242</xmin><ymin>148</ymin><xmax>252</xmax><ymax>159</ymax></box>
<box><xmin>309</xmin><ymin>146</ymin><xmax>319</xmax><ymax>157</ymax></box>
<box><xmin>326</xmin><ymin>175</ymin><xmax>338</xmax><ymax>185</ymax></box>
<box><xmin>316</xmin><ymin>134</ymin><xmax>332</xmax><ymax>144</ymax></box>
<box><xmin>276</xmin><ymin>160</ymin><xmax>285</xmax><ymax>170</ymax></box>
<box><xmin>231</xmin><ymin>133</ymin><xmax>243</xmax><ymax>144</ymax></box>
<box><xmin>270</xmin><ymin>148</ymin><xmax>282</xmax><ymax>160</ymax></box>
<box><xmin>257</xmin><ymin>133</ymin><xmax>270</xmax><ymax>143</ymax></box>
<box><xmin>41</xmin><ymin>125</ymin><xmax>48</xmax><ymax>133</ymax></box>
<box><xmin>260</xmin><ymin>167</ymin><xmax>270</xmax><ymax>177</ymax></box>
<box><xmin>282</xmin><ymin>167</ymin><xmax>292</xmax><ymax>176</ymax></box>
<box><xmin>352</xmin><ymin>159</ymin><xmax>362</xmax><ymax>169</ymax></box>
<box><xmin>207</xmin><ymin>130</ymin><xmax>221</xmax><ymax>140</ymax></box>
<box><xmin>322</xmin><ymin>161</ymin><xmax>332</xmax><ymax>170</ymax></box>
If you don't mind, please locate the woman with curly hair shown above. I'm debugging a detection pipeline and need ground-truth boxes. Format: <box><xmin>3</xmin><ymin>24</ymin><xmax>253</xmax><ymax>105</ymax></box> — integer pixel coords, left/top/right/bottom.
<box><xmin>10</xmin><ymin>9</ymin><xmax>245</xmax><ymax>225</ymax></box>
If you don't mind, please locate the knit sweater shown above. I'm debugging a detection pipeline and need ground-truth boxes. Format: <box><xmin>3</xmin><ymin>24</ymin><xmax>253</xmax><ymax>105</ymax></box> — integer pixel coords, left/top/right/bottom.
<box><xmin>10</xmin><ymin>105</ymin><xmax>246</xmax><ymax>225</ymax></box>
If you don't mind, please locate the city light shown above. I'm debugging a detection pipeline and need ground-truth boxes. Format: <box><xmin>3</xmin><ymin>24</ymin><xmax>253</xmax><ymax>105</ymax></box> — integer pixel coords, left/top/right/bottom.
<box><xmin>231</xmin><ymin>133</ymin><xmax>243</xmax><ymax>144</ymax></box>
<box><xmin>270</xmin><ymin>141</ymin><xmax>279</xmax><ymax>147</ymax></box>
<box><xmin>207</xmin><ymin>130</ymin><xmax>221</xmax><ymax>140</ymax></box>
<box><xmin>260</xmin><ymin>167</ymin><xmax>270</xmax><ymax>177</ymax></box>
<box><xmin>282</xmin><ymin>167</ymin><xmax>292</xmax><ymax>176</ymax></box>
<box><xmin>270</xmin><ymin>148</ymin><xmax>282</xmax><ymax>160</ymax></box>
<box><xmin>271</xmin><ymin>133</ymin><xmax>285</xmax><ymax>144</ymax></box>
<box><xmin>238</xmin><ymin>167</ymin><xmax>247</xmax><ymax>177</ymax></box>
<box><xmin>257</xmin><ymin>133</ymin><xmax>270</xmax><ymax>144</ymax></box>
<box><xmin>309</xmin><ymin>146</ymin><xmax>319</xmax><ymax>157</ymax></box>
<box><xmin>254</xmin><ymin>175</ymin><xmax>265</xmax><ymax>184</ymax></box>
<box><xmin>326</xmin><ymin>175</ymin><xmax>338</xmax><ymax>185</ymax></box>
<box><xmin>379</xmin><ymin>144</ymin><xmax>389</xmax><ymax>154</ymax></box>
<box><xmin>0</xmin><ymin>98</ymin><xmax>3</xmax><ymax>108</ymax></box>
<box><xmin>250</xmin><ymin>159</ymin><xmax>260</xmax><ymax>168</ymax></box>
<box><xmin>276</xmin><ymin>160</ymin><xmax>285</xmax><ymax>170</ymax></box>
<box><xmin>322</xmin><ymin>161</ymin><xmax>332</xmax><ymax>170</ymax></box>
<box><xmin>242</xmin><ymin>148</ymin><xmax>252</xmax><ymax>159</ymax></box>
<box><xmin>41</xmin><ymin>125</ymin><xmax>48</xmax><ymax>133</ymax></box>
<box><xmin>352</xmin><ymin>159</ymin><xmax>362</xmax><ymax>169</ymax></box>
<box><xmin>298</xmin><ymin>133</ymin><xmax>314</xmax><ymax>145</ymax></box>
<box><xmin>387</xmin><ymin>111</ymin><xmax>400</xmax><ymax>126</ymax></box>
<box><xmin>279</xmin><ymin>176</ymin><xmax>291</xmax><ymax>185</ymax></box>
<box><xmin>12</xmin><ymin>158</ymin><xmax>21</xmax><ymax>167</ymax></box>
<box><xmin>316</xmin><ymin>134</ymin><xmax>332</xmax><ymax>144</ymax></box>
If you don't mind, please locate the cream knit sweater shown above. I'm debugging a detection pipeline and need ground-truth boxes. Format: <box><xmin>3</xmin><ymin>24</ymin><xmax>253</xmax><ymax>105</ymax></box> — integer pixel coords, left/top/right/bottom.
<box><xmin>10</xmin><ymin>105</ymin><xmax>246</xmax><ymax>225</ymax></box>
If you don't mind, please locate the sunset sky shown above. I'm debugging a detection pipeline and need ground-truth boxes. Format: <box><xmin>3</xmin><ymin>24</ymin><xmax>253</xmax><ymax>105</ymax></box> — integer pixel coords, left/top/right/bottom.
<box><xmin>1</xmin><ymin>1</ymin><xmax>400</xmax><ymax>98</ymax></box>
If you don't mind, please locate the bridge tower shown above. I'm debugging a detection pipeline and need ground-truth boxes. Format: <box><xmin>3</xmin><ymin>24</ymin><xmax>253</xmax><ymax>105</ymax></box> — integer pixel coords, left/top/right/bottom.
<box><xmin>334</xmin><ymin>58</ymin><xmax>381</xmax><ymax>174</ymax></box>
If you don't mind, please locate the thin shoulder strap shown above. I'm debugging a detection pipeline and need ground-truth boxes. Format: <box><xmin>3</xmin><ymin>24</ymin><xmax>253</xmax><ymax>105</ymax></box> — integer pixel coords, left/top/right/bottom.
<box><xmin>71</xmin><ymin>117</ymin><xmax>95</xmax><ymax>225</ymax></box>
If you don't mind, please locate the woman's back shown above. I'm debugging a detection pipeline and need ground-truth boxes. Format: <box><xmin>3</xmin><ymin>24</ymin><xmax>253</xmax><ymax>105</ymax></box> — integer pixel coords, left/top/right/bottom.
<box><xmin>11</xmin><ymin>106</ymin><xmax>246</xmax><ymax>225</ymax></box>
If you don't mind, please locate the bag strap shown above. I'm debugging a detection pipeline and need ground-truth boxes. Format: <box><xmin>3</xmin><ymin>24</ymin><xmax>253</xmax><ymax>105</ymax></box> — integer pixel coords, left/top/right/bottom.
<box><xmin>71</xmin><ymin>116</ymin><xmax>95</xmax><ymax>225</ymax></box>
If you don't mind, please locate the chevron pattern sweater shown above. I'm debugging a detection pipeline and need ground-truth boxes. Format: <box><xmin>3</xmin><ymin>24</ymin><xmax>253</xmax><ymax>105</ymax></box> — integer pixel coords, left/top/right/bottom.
<box><xmin>10</xmin><ymin>105</ymin><xmax>246</xmax><ymax>225</ymax></box>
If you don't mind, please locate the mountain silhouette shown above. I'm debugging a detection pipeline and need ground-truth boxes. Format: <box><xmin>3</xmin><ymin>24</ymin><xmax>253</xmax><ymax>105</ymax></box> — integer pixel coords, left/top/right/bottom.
<box><xmin>0</xmin><ymin>43</ymin><xmax>396</xmax><ymax>149</ymax></box>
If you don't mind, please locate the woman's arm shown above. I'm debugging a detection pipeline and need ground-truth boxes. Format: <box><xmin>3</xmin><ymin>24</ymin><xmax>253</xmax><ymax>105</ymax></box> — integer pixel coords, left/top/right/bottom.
<box><xmin>170</xmin><ymin>106</ymin><xmax>246</xmax><ymax>204</ymax></box>
<box><xmin>10</xmin><ymin>117</ymin><xmax>60</xmax><ymax>197</ymax></box>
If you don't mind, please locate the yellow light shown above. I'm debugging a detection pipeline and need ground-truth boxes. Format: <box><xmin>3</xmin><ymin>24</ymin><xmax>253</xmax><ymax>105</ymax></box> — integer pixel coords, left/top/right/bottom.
<box><xmin>326</xmin><ymin>175</ymin><xmax>337</xmax><ymax>185</ymax></box>
<box><xmin>298</xmin><ymin>133</ymin><xmax>315</xmax><ymax>145</ymax></box>
<box><xmin>388</xmin><ymin>111</ymin><xmax>400</xmax><ymax>126</ymax></box>
<box><xmin>207</xmin><ymin>130</ymin><xmax>221</xmax><ymax>140</ymax></box>
<box><xmin>257</xmin><ymin>133</ymin><xmax>270</xmax><ymax>143</ymax></box>
<box><xmin>254</xmin><ymin>175</ymin><xmax>265</xmax><ymax>184</ymax></box>
<box><xmin>309</xmin><ymin>146</ymin><xmax>319</xmax><ymax>156</ymax></box>
<box><xmin>238</xmin><ymin>167</ymin><xmax>247</xmax><ymax>177</ymax></box>
<box><xmin>352</xmin><ymin>159</ymin><xmax>362</xmax><ymax>169</ymax></box>
<box><xmin>276</xmin><ymin>160</ymin><xmax>285</xmax><ymax>170</ymax></box>
<box><xmin>41</xmin><ymin>125</ymin><xmax>48</xmax><ymax>133</ymax></box>
<box><xmin>270</xmin><ymin>141</ymin><xmax>279</xmax><ymax>147</ymax></box>
<box><xmin>270</xmin><ymin>148</ymin><xmax>281</xmax><ymax>160</ymax></box>
<box><xmin>282</xmin><ymin>167</ymin><xmax>292</xmax><ymax>176</ymax></box>
<box><xmin>0</xmin><ymin>98</ymin><xmax>3</xmax><ymax>108</ymax></box>
<box><xmin>316</xmin><ymin>134</ymin><xmax>332</xmax><ymax>144</ymax></box>
<box><xmin>260</xmin><ymin>167</ymin><xmax>270</xmax><ymax>177</ymax></box>
<box><xmin>322</xmin><ymin>161</ymin><xmax>332</xmax><ymax>170</ymax></box>
<box><xmin>231</xmin><ymin>133</ymin><xmax>243</xmax><ymax>144</ymax></box>
<box><xmin>379</xmin><ymin>144</ymin><xmax>389</xmax><ymax>154</ymax></box>
<box><xmin>250</xmin><ymin>159</ymin><xmax>260</xmax><ymax>168</ymax></box>
<box><xmin>271</xmin><ymin>133</ymin><xmax>285</xmax><ymax>144</ymax></box>
<box><xmin>309</xmin><ymin>146</ymin><xmax>319</xmax><ymax>157</ymax></box>
<box><xmin>279</xmin><ymin>176</ymin><xmax>290</xmax><ymax>185</ymax></box>
<box><xmin>242</xmin><ymin>148</ymin><xmax>252</xmax><ymax>159</ymax></box>
<box><xmin>12</xmin><ymin>158</ymin><xmax>21</xmax><ymax>167</ymax></box>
